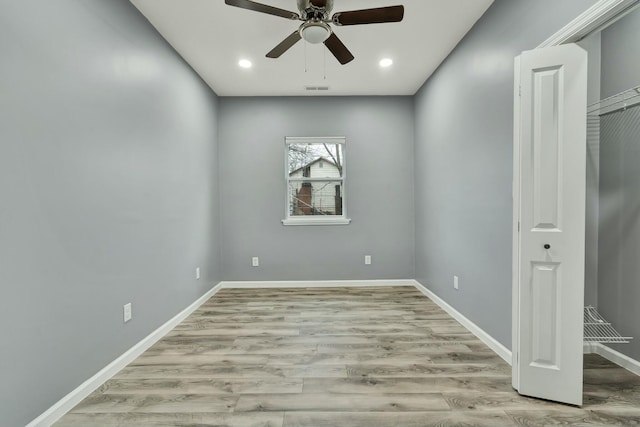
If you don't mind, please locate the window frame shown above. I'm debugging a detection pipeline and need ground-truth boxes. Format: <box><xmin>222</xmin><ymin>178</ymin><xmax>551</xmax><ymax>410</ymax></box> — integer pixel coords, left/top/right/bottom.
<box><xmin>282</xmin><ymin>136</ymin><xmax>351</xmax><ymax>226</ymax></box>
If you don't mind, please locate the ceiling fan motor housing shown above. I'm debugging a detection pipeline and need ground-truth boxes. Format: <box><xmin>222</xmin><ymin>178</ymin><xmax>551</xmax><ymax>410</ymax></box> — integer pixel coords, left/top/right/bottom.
<box><xmin>297</xmin><ymin>0</ymin><xmax>333</xmax><ymax>20</ymax></box>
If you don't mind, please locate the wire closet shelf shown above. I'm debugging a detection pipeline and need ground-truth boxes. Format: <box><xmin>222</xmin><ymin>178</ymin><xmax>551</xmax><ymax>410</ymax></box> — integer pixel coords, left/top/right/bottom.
<box><xmin>587</xmin><ymin>84</ymin><xmax>640</xmax><ymax>116</ymax></box>
<box><xmin>584</xmin><ymin>306</ymin><xmax>633</xmax><ymax>344</ymax></box>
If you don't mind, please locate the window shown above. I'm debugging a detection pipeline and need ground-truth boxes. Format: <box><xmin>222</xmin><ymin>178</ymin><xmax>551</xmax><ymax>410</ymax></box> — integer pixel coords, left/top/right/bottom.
<box><xmin>283</xmin><ymin>137</ymin><xmax>350</xmax><ymax>226</ymax></box>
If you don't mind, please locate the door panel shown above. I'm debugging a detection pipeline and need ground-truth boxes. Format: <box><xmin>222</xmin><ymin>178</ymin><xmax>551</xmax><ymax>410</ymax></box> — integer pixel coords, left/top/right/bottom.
<box><xmin>533</xmin><ymin>67</ymin><xmax>562</xmax><ymax>230</ymax></box>
<box><xmin>514</xmin><ymin>43</ymin><xmax>587</xmax><ymax>406</ymax></box>
<box><xmin>530</xmin><ymin>262</ymin><xmax>560</xmax><ymax>368</ymax></box>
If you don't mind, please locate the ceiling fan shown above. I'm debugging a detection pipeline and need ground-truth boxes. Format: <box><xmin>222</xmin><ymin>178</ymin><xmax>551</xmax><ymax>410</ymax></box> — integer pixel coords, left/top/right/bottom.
<box><xmin>225</xmin><ymin>0</ymin><xmax>405</xmax><ymax>65</ymax></box>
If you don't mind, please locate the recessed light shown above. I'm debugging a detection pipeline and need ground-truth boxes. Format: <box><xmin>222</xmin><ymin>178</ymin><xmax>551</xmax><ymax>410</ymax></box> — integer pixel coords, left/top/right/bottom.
<box><xmin>238</xmin><ymin>59</ymin><xmax>252</xmax><ymax>69</ymax></box>
<box><xmin>379</xmin><ymin>58</ymin><xmax>393</xmax><ymax>68</ymax></box>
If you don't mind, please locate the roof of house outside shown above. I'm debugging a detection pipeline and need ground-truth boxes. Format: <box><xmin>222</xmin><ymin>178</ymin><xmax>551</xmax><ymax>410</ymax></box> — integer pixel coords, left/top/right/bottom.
<box><xmin>289</xmin><ymin>156</ymin><xmax>337</xmax><ymax>176</ymax></box>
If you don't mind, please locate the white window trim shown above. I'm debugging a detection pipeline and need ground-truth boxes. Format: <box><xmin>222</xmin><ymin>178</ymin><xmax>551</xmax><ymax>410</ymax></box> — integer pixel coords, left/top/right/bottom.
<box><xmin>282</xmin><ymin>217</ymin><xmax>352</xmax><ymax>226</ymax></box>
<box><xmin>282</xmin><ymin>136</ymin><xmax>351</xmax><ymax>226</ymax></box>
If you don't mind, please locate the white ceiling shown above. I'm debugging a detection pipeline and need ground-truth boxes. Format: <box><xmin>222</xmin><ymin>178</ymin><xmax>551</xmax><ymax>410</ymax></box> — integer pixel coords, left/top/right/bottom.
<box><xmin>130</xmin><ymin>0</ymin><xmax>494</xmax><ymax>96</ymax></box>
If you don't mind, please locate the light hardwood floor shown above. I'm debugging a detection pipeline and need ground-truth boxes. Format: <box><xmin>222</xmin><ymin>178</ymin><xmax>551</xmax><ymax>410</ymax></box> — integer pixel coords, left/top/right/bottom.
<box><xmin>56</xmin><ymin>286</ymin><xmax>640</xmax><ymax>426</ymax></box>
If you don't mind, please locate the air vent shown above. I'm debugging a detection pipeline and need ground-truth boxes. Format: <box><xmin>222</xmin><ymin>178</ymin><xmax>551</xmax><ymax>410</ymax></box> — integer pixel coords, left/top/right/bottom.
<box><xmin>305</xmin><ymin>86</ymin><xmax>329</xmax><ymax>91</ymax></box>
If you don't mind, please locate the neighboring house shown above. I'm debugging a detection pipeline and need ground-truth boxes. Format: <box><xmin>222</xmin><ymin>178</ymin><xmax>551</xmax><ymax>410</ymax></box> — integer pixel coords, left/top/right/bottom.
<box><xmin>288</xmin><ymin>157</ymin><xmax>343</xmax><ymax>216</ymax></box>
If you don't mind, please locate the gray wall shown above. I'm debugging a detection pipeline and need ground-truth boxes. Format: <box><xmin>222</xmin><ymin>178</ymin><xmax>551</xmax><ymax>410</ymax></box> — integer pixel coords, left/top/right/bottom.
<box><xmin>601</xmin><ymin>7</ymin><xmax>640</xmax><ymax>98</ymax></box>
<box><xmin>598</xmin><ymin>107</ymin><xmax>640</xmax><ymax>361</ymax></box>
<box><xmin>218</xmin><ymin>97</ymin><xmax>414</xmax><ymax>281</ymax></box>
<box><xmin>0</xmin><ymin>1</ymin><xmax>220</xmax><ymax>426</ymax></box>
<box><xmin>598</xmin><ymin>7</ymin><xmax>640</xmax><ymax>361</ymax></box>
<box><xmin>579</xmin><ymin>32</ymin><xmax>602</xmax><ymax>307</ymax></box>
<box><xmin>413</xmin><ymin>0</ymin><xmax>598</xmax><ymax>348</ymax></box>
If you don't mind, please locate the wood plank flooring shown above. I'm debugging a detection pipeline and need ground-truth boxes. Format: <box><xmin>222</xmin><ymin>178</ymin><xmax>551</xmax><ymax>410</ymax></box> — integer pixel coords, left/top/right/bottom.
<box><xmin>55</xmin><ymin>286</ymin><xmax>640</xmax><ymax>426</ymax></box>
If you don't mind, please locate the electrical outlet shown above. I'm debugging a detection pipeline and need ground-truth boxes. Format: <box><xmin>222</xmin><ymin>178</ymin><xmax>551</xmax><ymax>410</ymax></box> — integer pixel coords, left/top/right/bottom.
<box><xmin>364</xmin><ymin>255</ymin><xmax>372</xmax><ymax>265</ymax></box>
<box><xmin>123</xmin><ymin>303</ymin><xmax>132</xmax><ymax>323</ymax></box>
<box><xmin>196</xmin><ymin>267</ymin><xmax>201</xmax><ymax>280</ymax></box>
<box><xmin>252</xmin><ymin>257</ymin><xmax>259</xmax><ymax>267</ymax></box>
<box><xmin>454</xmin><ymin>275</ymin><xmax>459</xmax><ymax>290</ymax></box>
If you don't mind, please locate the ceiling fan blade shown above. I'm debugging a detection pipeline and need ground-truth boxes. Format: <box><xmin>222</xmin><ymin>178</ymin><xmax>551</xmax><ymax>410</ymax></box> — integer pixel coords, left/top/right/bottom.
<box><xmin>332</xmin><ymin>5</ymin><xmax>404</xmax><ymax>26</ymax></box>
<box><xmin>266</xmin><ymin>31</ymin><xmax>302</xmax><ymax>58</ymax></box>
<box><xmin>225</xmin><ymin>0</ymin><xmax>299</xmax><ymax>20</ymax></box>
<box><xmin>324</xmin><ymin>32</ymin><xmax>354</xmax><ymax>65</ymax></box>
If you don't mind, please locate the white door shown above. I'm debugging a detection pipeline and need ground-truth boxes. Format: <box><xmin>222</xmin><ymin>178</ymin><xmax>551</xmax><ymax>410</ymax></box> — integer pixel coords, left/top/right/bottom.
<box><xmin>513</xmin><ymin>44</ymin><xmax>587</xmax><ymax>406</ymax></box>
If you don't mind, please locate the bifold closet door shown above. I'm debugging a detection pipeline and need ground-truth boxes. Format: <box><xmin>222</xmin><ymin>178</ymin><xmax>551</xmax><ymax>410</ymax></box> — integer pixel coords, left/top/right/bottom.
<box><xmin>513</xmin><ymin>44</ymin><xmax>587</xmax><ymax>406</ymax></box>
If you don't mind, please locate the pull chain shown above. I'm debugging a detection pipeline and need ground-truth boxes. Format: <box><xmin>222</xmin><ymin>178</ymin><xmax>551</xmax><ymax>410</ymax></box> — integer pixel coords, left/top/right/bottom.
<box><xmin>304</xmin><ymin>41</ymin><xmax>308</xmax><ymax>73</ymax></box>
<box><xmin>323</xmin><ymin>45</ymin><xmax>327</xmax><ymax>80</ymax></box>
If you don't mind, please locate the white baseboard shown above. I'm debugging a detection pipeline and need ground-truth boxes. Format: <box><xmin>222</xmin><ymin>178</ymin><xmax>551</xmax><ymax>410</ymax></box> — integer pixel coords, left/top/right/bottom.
<box><xmin>219</xmin><ymin>279</ymin><xmax>416</xmax><ymax>289</ymax></box>
<box><xmin>412</xmin><ymin>280</ymin><xmax>513</xmax><ymax>365</ymax></box>
<box><xmin>584</xmin><ymin>342</ymin><xmax>598</xmax><ymax>354</ymax></box>
<box><xmin>27</xmin><ymin>282</ymin><xmax>224</xmax><ymax>427</ymax></box>
<box><xmin>590</xmin><ymin>342</ymin><xmax>640</xmax><ymax>376</ymax></box>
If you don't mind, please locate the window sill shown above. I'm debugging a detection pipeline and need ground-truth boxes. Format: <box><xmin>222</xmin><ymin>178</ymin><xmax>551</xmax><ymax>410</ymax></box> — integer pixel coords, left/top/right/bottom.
<box><xmin>282</xmin><ymin>217</ymin><xmax>352</xmax><ymax>226</ymax></box>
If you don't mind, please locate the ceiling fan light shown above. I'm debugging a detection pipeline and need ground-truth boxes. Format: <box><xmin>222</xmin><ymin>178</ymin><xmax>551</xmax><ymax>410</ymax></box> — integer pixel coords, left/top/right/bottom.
<box><xmin>300</xmin><ymin>22</ymin><xmax>331</xmax><ymax>44</ymax></box>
